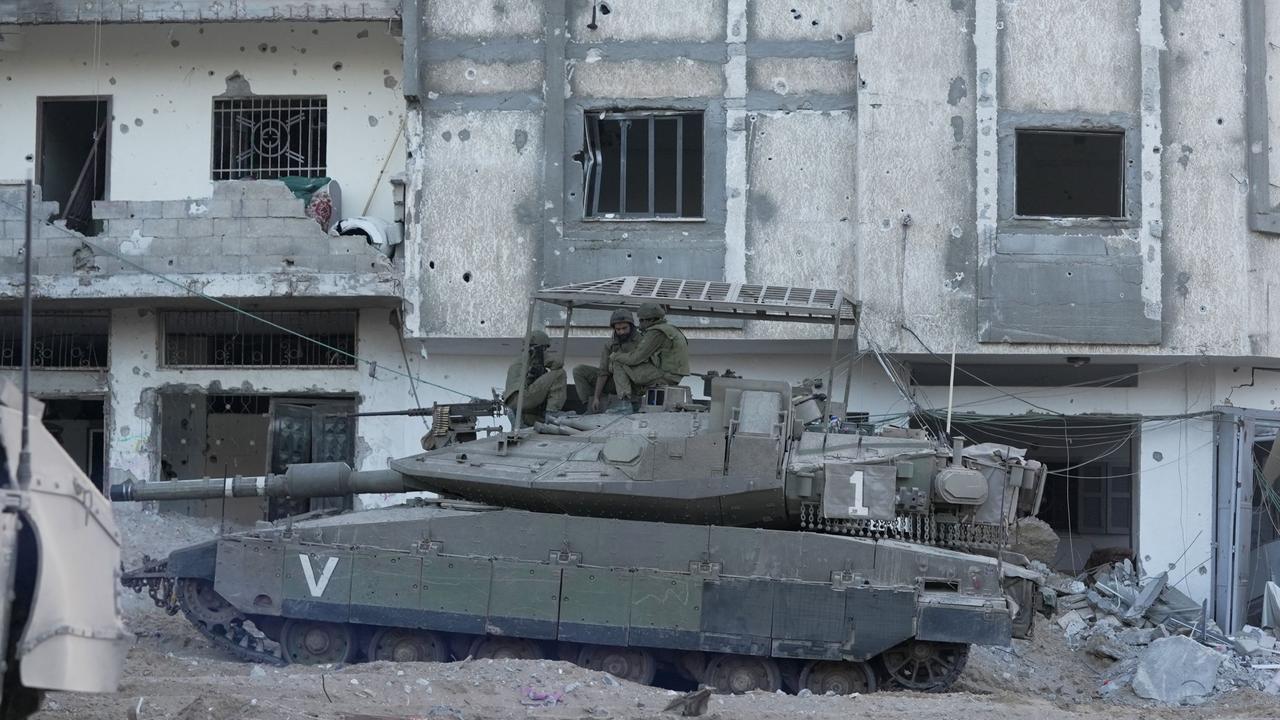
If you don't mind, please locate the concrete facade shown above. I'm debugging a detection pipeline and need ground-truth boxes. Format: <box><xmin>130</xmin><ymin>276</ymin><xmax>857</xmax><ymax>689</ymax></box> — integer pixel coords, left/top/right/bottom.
<box><xmin>5</xmin><ymin>0</ymin><xmax>1280</xmax><ymax>628</ymax></box>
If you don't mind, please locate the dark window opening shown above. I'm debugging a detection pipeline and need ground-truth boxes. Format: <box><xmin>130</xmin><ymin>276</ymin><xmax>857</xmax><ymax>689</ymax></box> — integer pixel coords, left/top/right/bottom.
<box><xmin>37</xmin><ymin>97</ymin><xmax>109</xmax><ymax>235</ymax></box>
<box><xmin>161</xmin><ymin>310</ymin><xmax>356</xmax><ymax>367</ymax></box>
<box><xmin>0</xmin><ymin>313</ymin><xmax>108</xmax><ymax>369</ymax></box>
<box><xmin>212</xmin><ymin>96</ymin><xmax>327</xmax><ymax>180</ymax></box>
<box><xmin>581</xmin><ymin>111</ymin><xmax>703</xmax><ymax>219</ymax></box>
<box><xmin>1015</xmin><ymin>129</ymin><xmax>1125</xmax><ymax>218</ymax></box>
<box><xmin>39</xmin><ymin>398</ymin><xmax>106</xmax><ymax>492</ymax></box>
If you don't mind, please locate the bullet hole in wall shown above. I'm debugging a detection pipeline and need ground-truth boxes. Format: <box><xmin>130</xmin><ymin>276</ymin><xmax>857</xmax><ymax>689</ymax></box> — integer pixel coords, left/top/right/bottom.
<box><xmin>170</xmin><ymin>39</ymin><xmax>180</xmax><ymax>48</ymax></box>
<box><xmin>428</xmin><ymin>261</ymin><xmax>436</xmax><ymax>270</ymax></box>
<box><xmin>258</xmin><ymin>43</ymin><xmax>268</xmax><ymax>52</ymax></box>
<box><xmin>333</xmin><ymin>62</ymin><xmax>344</xmax><ymax>71</ymax></box>
<box><xmin>357</xmin><ymin>29</ymin><xmax>370</xmax><ymax>39</ymax></box>
<box><xmin>462</xmin><ymin>271</ymin><xmax>473</xmax><ymax>283</ymax></box>
<box><xmin>599</xmin><ymin>2</ymin><xmax>611</xmax><ymax>14</ymax></box>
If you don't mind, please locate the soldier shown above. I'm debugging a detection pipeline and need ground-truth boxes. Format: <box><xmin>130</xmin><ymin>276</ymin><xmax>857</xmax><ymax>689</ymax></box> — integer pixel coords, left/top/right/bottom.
<box><xmin>504</xmin><ymin>330</ymin><xmax>567</xmax><ymax>426</ymax></box>
<box><xmin>608</xmin><ymin>303</ymin><xmax>689</xmax><ymax>403</ymax></box>
<box><xmin>572</xmin><ymin>309</ymin><xmax>642</xmax><ymax>414</ymax></box>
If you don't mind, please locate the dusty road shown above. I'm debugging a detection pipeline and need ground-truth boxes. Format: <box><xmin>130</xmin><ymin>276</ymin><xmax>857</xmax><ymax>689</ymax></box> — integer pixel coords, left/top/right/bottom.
<box><xmin>30</xmin><ymin>506</ymin><xmax>1278</xmax><ymax>720</ymax></box>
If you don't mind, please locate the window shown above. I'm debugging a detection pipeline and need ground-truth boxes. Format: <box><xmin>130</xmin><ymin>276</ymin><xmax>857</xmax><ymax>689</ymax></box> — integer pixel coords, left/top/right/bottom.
<box><xmin>0</xmin><ymin>313</ymin><xmax>108</xmax><ymax>369</ymax></box>
<box><xmin>1075</xmin><ymin>465</ymin><xmax>1132</xmax><ymax>535</ymax></box>
<box><xmin>161</xmin><ymin>310</ymin><xmax>355</xmax><ymax>367</ymax></box>
<box><xmin>581</xmin><ymin>111</ymin><xmax>703</xmax><ymax>219</ymax></box>
<box><xmin>1015</xmin><ymin>129</ymin><xmax>1125</xmax><ymax>218</ymax></box>
<box><xmin>36</xmin><ymin>97</ymin><xmax>109</xmax><ymax>235</ymax></box>
<box><xmin>211</xmin><ymin>97</ymin><xmax>327</xmax><ymax>180</ymax></box>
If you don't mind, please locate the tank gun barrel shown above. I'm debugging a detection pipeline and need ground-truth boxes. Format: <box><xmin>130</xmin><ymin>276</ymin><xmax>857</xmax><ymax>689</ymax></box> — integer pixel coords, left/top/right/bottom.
<box><xmin>109</xmin><ymin>462</ymin><xmax>407</xmax><ymax>502</ymax></box>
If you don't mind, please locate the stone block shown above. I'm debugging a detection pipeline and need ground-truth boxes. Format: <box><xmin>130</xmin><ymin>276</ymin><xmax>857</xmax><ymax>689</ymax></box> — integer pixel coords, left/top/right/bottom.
<box><xmin>1</xmin><ymin>220</ymin><xmax>23</xmax><ymax>239</ymax></box>
<box><xmin>34</xmin><ymin>256</ymin><xmax>73</xmax><ymax>274</ymax></box>
<box><xmin>179</xmin><ymin>218</ymin><xmax>214</xmax><ymax>238</ymax></box>
<box><xmin>281</xmin><ymin>218</ymin><xmax>325</xmax><ymax>238</ymax></box>
<box><xmin>330</xmin><ymin>233</ymin><xmax>373</xmax><ymax>254</ymax></box>
<box><xmin>38</xmin><ymin>237</ymin><xmax>85</xmax><ymax>258</ymax></box>
<box><xmin>211</xmin><ymin>217</ymin><xmax>244</xmax><ymax>238</ymax></box>
<box><xmin>91</xmin><ymin>200</ymin><xmax>132</xmax><ymax>220</ymax></box>
<box><xmin>241</xmin><ymin>180</ymin><xmax>297</xmax><ymax>201</ymax></box>
<box><xmin>128</xmin><ymin>200</ymin><xmax>165</xmax><ymax>218</ymax></box>
<box><xmin>204</xmin><ymin>198</ymin><xmax>240</xmax><ymax>218</ymax></box>
<box><xmin>244</xmin><ymin>217</ymin><xmax>286</xmax><ymax>238</ymax></box>
<box><xmin>161</xmin><ymin>200</ymin><xmax>192</xmax><ymax>218</ymax></box>
<box><xmin>141</xmin><ymin>218</ymin><xmax>179</xmax><ymax>237</ymax></box>
<box><xmin>240</xmin><ymin>199</ymin><xmax>270</xmax><ymax>217</ymax></box>
<box><xmin>267</xmin><ymin>198</ymin><xmax>308</xmax><ymax>218</ymax></box>
<box><xmin>105</xmin><ymin>219</ymin><xmax>142</xmax><ymax>237</ymax></box>
<box><xmin>213</xmin><ymin>180</ymin><xmax>249</xmax><ymax>199</ymax></box>
<box><xmin>1131</xmin><ymin>636</ymin><xmax>1224</xmax><ymax>704</ymax></box>
<box><xmin>39</xmin><ymin>220</ymin><xmax>74</xmax><ymax>239</ymax></box>
<box><xmin>0</xmin><ymin>239</ymin><xmax>16</xmax><ymax>258</ymax></box>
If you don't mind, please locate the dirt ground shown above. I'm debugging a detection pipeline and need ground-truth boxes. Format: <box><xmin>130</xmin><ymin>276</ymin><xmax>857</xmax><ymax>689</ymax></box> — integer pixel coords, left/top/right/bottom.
<box><xmin>29</xmin><ymin>506</ymin><xmax>1280</xmax><ymax>720</ymax></box>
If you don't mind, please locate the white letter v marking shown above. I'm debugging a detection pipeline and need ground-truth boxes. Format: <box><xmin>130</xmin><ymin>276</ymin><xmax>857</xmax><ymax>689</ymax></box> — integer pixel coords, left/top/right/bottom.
<box><xmin>299</xmin><ymin>554</ymin><xmax>339</xmax><ymax>598</ymax></box>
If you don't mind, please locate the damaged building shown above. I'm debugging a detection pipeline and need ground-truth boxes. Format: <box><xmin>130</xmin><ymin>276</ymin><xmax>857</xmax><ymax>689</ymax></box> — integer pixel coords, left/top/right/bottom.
<box><xmin>0</xmin><ymin>1</ymin><xmax>422</xmax><ymax>522</ymax></box>
<box><xmin>4</xmin><ymin>0</ymin><xmax>1280</xmax><ymax>637</ymax></box>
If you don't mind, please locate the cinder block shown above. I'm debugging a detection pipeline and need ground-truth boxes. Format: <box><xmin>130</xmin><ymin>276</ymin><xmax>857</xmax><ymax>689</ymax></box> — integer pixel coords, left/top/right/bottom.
<box><xmin>179</xmin><ymin>218</ymin><xmax>214</xmax><ymax>237</ymax></box>
<box><xmin>161</xmin><ymin>200</ymin><xmax>192</xmax><ymax>218</ymax></box>
<box><xmin>244</xmin><ymin>217</ymin><xmax>286</xmax><ymax>237</ymax></box>
<box><xmin>128</xmin><ymin>200</ymin><xmax>164</xmax><ymax>219</ymax></box>
<box><xmin>329</xmin><ymin>234</ymin><xmax>372</xmax><ymax>254</ymax></box>
<box><xmin>0</xmin><ymin>256</ymin><xmax>25</xmax><ymax>273</ymax></box>
<box><xmin>281</xmin><ymin>218</ymin><xmax>325</xmax><ymax>238</ymax></box>
<box><xmin>0</xmin><ymin>239</ymin><xmax>17</xmax><ymax>258</ymax></box>
<box><xmin>267</xmin><ymin>198</ymin><xmax>308</xmax><ymax>218</ymax></box>
<box><xmin>1</xmin><ymin>220</ymin><xmax>24</xmax><ymax>240</ymax></box>
<box><xmin>92</xmin><ymin>200</ymin><xmax>132</xmax><ymax>219</ymax></box>
<box><xmin>39</xmin><ymin>237</ymin><xmax>85</xmax><ymax>258</ymax></box>
<box><xmin>240</xmin><ymin>199</ymin><xmax>270</xmax><ymax>217</ymax></box>
<box><xmin>213</xmin><ymin>180</ymin><xmax>250</xmax><ymax>199</ymax></box>
<box><xmin>34</xmin><ymin>256</ymin><xmax>72</xmax><ymax>274</ymax></box>
<box><xmin>211</xmin><ymin>217</ymin><xmax>244</xmax><ymax>238</ymax></box>
<box><xmin>105</xmin><ymin>219</ymin><xmax>143</xmax><ymax>237</ymax></box>
<box><xmin>204</xmin><ymin>198</ymin><xmax>240</xmax><ymax>217</ymax></box>
<box><xmin>141</xmin><ymin>218</ymin><xmax>179</xmax><ymax>237</ymax></box>
<box><xmin>149</xmin><ymin>237</ymin><xmax>224</xmax><ymax>257</ymax></box>
<box><xmin>242</xmin><ymin>180</ymin><xmax>297</xmax><ymax>201</ymax></box>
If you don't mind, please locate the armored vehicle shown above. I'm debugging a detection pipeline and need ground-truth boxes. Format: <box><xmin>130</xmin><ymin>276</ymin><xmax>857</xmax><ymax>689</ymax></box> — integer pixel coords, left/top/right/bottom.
<box><xmin>0</xmin><ymin>381</ymin><xmax>129</xmax><ymax>718</ymax></box>
<box><xmin>118</xmin><ymin>277</ymin><xmax>1045</xmax><ymax>694</ymax></box>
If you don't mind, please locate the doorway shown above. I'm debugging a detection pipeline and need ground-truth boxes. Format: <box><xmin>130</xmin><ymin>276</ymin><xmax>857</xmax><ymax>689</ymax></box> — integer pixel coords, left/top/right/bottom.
<box><xmin>946</xmin><ymin>415</ymin><xmax>1139</xmax><ymax>574</ymax></box>
<box><xmin>38</xmin><ymin>397</ymin><xmax>106</xmax><ymax>491</ymax></box>
<box><xmin>36</xmin><ymin>97</ymin><xmax>110</xmax><ymax>235</ymax></box>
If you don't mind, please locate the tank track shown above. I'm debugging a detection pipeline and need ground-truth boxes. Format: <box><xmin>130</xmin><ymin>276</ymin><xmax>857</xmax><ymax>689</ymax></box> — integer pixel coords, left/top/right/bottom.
<box><xmin>122</xmin><ymin>558</ymin><xmax>285</xmax><ymax>666</ymax></box>
<box><xmin>799</xmin><ymin>504</ymin><xmax>1009</xmax><ymax>551</ymax></box>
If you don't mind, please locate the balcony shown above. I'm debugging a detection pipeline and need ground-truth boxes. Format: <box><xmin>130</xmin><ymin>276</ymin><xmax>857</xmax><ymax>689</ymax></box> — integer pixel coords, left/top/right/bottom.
<box><xmin>0</xmin><ymin>180</ymin><xmax>401</xmax><ymax>304</ymax></box>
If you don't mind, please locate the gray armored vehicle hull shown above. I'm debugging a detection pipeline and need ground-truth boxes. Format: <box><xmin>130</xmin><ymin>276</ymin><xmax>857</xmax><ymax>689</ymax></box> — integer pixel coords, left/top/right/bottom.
<box><xmin>120</xmin><ymin>277</ymin><xmax>1044</xmax><ymax>694</ymax></box>
<box><xmin>129</xmin><ymin>503</ymin><xmax>1019</xmax><ymax>693</ymax></box>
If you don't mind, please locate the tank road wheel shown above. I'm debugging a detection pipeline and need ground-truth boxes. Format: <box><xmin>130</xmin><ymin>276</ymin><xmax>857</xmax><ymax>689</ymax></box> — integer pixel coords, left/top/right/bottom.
<box><xmin>469</xmin><ymin>636</ymin><xmax>543</xmax><ymax>660</ymax></box>
<box><xmin>177</xmin><ymin>579</ymin><xmax>238</xmax><ymax>631</ymax></box>
<box><xmin>368</xmin><ymin>628</ymin><xmax>450</xmax><ymax>663</ymax></box>
<box><xmin>280</xmin><ymin>619</ymin><xmax>357</xmax><ymax>665</ymax></box>
<box><xmin>879</xmin><ymin>641</ymin><xmax>969</xmax><ymax>692</ymax></box>
<box><xmin>704</xmin><ymin>655</ymin><xmax>782</xmax><ymax>694</ymax></box>
<box><xmin>799</xmin><ymin>660</ymin><xmax>877</xmax><ymax>695</ymax></box>
<box><xmin>577</xmin><ymin>646</ymin><xmax>657</xmax><ymax>685</ymax></box>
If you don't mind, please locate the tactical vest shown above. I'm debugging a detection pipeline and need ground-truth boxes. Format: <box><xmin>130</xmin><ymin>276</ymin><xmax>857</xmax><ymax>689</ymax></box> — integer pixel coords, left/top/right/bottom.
<box><xmin>648</xmin><ymin>321</ymin><xmax>689</xmax><ymax>376</ymax></box>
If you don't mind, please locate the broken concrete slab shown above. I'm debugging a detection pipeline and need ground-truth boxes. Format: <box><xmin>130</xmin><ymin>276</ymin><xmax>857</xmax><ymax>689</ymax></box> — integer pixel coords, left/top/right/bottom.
<box><xmin>1117</xmin><ymin>627</ymin><xmax>1163</xmax><ymax>646</ymax></box>
<box><xmin>1086</xmin><ymin>633</ymin><xmax>1136</xmax><ymax>662</ymax></box>
<box><xmin>1131</xmin><ymin>635</ymin><xmax>1224</xmax><ymax>704</ymax></box>
<box><xmin>1057</xmin><ymin>610</ymin><xmax>1088</xmax><ymax>638</ymax></box>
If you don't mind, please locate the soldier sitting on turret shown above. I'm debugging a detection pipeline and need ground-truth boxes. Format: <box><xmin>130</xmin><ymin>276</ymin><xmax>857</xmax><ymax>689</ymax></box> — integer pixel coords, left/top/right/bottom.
<box><xmin>608</xmin><ymin>303</ymin><xmax>689</xmax><ymax>405</ymax></box>
<box><xmin>571</xmin><ymin>308</ymin><xmax>642</xmax><ymax>414</ymax></box>
<box><xmin>504</xmin><ymin>330</ymin><xmax>567</xmax><ymax>426</ymax></box>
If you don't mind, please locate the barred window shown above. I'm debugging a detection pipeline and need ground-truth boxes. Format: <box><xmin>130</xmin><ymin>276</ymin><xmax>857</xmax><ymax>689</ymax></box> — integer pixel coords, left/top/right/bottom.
<box><xmin>162</xmin><ymin>311</ymin><xmax>356</xmax><ymax>368</ymax></box>
<box><xmin>581</xmin><ymin>110</ymin><xmax>704</xmax><ymax>220</ymax></box>
<box><xmin>0</xmin><ymin>313</ymin><xmax>108</xmax><ymax>369</ymax></box>
<box><xmin>212</xmin><ymin>96</ymin><xmax>327</xmax><ymax>180</ymax></box>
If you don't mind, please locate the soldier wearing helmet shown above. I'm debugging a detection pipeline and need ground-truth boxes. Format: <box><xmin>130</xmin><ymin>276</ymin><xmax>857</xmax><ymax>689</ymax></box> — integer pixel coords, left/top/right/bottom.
<box><xmin>504</xmin><ymin>329</ymin><xmax>567</xmax><ymax>426</ymax></box>
<box><xmin>608</xmin><ymin>303</ymin><xmax>689</xmax><ymax>403</ymax></box>
<box><xmin>572</xmin><ymin>308</ymin><xmax>642</xmax><ymax>413</ymax></box>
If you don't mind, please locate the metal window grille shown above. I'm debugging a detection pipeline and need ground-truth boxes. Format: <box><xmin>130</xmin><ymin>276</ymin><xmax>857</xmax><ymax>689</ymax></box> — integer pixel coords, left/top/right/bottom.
<box><xmin>211</xmin><ymin>96</ymin><xmax>327</xmax><ymax>180</ymax></box>
<box><xmin>0</xmin><ymin>313</ymin><xmax>108</xmax><ymax>369</ymax></box>
<box><xmin>582</xmin><ymin>111</ymin><xmax>704</xmax><ymax>219</ymax></box>
<box><xmin>162</xmin><ymin>311</ymin><xmax>356</xmax><ymax>368</ymax></box>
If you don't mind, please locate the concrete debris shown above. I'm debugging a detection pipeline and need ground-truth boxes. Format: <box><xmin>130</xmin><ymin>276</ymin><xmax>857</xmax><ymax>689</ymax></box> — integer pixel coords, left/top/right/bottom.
<box><xmin>1010</xmin><ymin>516</ymin><xmax>1060</xmax><ymax>566</ymax></box>
<box><xmin>1131</xmin><ymin>636</ymin><xmax>1224</xmax><ymax>704</ymax></box>
<box><xmin>663</xmin><ymin>687</ymin><xmax>712</xmax><ymax>717</ymax></box>
<box><xmin>1056</xmin><ymin>610</ymin><xmax>1088</xmax><ymax>639</ymax></box>
<box><xmin>1085</xmin><ymin>633</ymin><xmax>1135</xmax><ymax>662</ymax></box>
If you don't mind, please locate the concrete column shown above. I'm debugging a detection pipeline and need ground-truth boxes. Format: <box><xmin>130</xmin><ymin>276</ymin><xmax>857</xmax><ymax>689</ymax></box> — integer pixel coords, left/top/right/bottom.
<box><xmin>106</xmin><ymin>307</ymin><xmax>160</xmax><ymax>486</ymax></box>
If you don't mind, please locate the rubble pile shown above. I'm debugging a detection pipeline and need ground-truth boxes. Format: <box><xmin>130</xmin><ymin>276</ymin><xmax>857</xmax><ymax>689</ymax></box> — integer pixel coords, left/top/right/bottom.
<box><xmin>1034</xmin><ymin>559</ymin><xmax>1280</xmax><ymax>705</ymax></box>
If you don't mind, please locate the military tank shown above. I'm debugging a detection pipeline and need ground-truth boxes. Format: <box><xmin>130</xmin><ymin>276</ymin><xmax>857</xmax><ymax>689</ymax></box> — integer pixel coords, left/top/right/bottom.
<box><xmin>117</xmin><ymin>277</ymin><xmax>1045</xmax><ymax>695</ymax></box>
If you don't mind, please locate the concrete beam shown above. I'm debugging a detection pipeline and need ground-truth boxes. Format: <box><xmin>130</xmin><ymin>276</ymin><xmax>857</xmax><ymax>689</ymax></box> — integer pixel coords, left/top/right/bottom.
<box><xmin>2</xmin><ymin>0</ymin><xmax>401</xmax><ymax>24</ymax></box>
